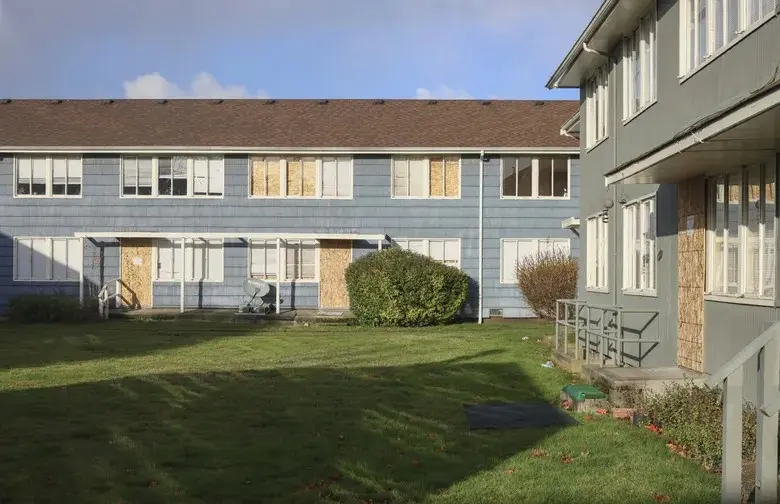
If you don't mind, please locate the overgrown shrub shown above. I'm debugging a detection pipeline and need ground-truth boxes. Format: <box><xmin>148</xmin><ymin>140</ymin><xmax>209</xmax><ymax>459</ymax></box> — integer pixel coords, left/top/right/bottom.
<box><xmin>345</xmin><ymin>248</ymin><xmax>469</xmax><ymax>327</ymax></box>
<box><xmin>638</xmin><ymin>382</ymin><xmax>756</xmax><ymax>469</ymax></box>
<box><xmin>515</xmin><ymin>248</ymin><xmax>578</xmax><ymax>320</ymax></box>
<box><xmin>7</xmin><ymin>294</ymin><xmax>100</xmax><ymax>323</ymax></box>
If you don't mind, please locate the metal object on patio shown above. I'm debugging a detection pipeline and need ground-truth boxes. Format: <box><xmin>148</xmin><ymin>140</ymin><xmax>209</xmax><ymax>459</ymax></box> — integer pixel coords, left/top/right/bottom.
<box><xmin>463</xmin><ymin>403</ymin><xmax>577</xmax><ymax>430</ymax></box>
<box><xmin>237</xmin><ymin>278</ymin><xmax>273</xmax><ymax>314</ymax></box>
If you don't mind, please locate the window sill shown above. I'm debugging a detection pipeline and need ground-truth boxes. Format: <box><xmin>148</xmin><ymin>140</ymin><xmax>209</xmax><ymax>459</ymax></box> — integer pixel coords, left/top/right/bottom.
<box><xmin>390</xmin><ymin>196</ymin><xmax>461</xmax><ymax>200</ymax></box>
<box><xmin>678</xmin><ymin>14</ymin><xmax>776</xmax><ymax>85</ymax></box>
<box><xmin>154</xmin><ymin>279</ymin><xmax>225</xmax><ymax>284</ymax></box>
<box><xmin>585</xmin><ymin>136</ymin><xmax>608</xmax><ymax>153</ymax></box>
<box><xmin>500</xmin><ymin>195</ymin><xmax>571</xmax><ymax>201</ymax></box>
<box><xmin>704</xmin><ymin>294</ymin><xmax>774</xmax><ymax>307</ymax></box>
<box><xmin>622</xmin><ymin>100</ymin><xmax>657</xmax><ymax>126</ymax></box>
<box><xmin>13</xmin><ymin>278</ymin><xmax>80</xmax><ymax>283</ymax></box>
<box><xmin>586</xmin><ymin>287</ymin><xmax>609</xmax><ymax>294</ymax></box>
<box><xmin>622</xmin><ymin>289</ymin><xmax>657</xmax><ymax>298</ymax></box>
<box><xmin>14</xmin><ymin>195</ymin><xmax>83</xmax><ymax>199</ymax></box>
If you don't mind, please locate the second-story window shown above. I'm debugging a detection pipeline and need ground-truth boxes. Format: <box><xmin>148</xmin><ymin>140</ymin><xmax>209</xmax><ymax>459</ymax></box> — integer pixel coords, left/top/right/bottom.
<box><xmin>623</xmin><ymin>7</ymin><xmax>657</xmax><ymax>120</ymax></box>
<box><xmin>501</xmin><ymin>156</ymin><xmax>570</xmax><ymax>199</ymax></box>
<box><xmin>249</xmin><ymin>156</ymin><xmax>353</xmax><ymax>199</ymax></box>
<box><xmin>585</xmin><ymin>65</ymin><xmax>609</xmax><ymax>148</ymax></box>
<box><xmin>680</xmin><ymin>0</ymin><xmax>776</xmax><ymax>76</ymax></box>
<box><xmin>121</xmin><ymin>155</ymin><xmax>224</xmax><ymax>198</ymax></box>
<box><xmin>15</xmin><ymin>155</ymin><xmax>82</xmax><ymax>198</ymax></box>
<box><xmin>391</xmin><ymin>156</ymin><xmax>460</xmax><ymax>199</ymax></box>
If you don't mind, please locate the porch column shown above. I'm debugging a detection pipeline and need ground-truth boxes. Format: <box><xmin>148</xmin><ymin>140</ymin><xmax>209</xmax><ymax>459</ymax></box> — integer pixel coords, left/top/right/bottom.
<box><xmin>378</xmin><ymin>239</ymin><xmax>383</xmax><ymax>251</ymax></box>
<box><xmin>180</xmin><ymin>239</ymin><xmax>186</xmax><ymax>313</ymax></box>
<box><xmin>78</xmin><ymin>237</ymin><xmax>85</xmax><ymax>306</ymax></box>
<box><xmin>276</xmin><ymin>238</ymin><xmax>281</xmax><ymax>314</ymax></box>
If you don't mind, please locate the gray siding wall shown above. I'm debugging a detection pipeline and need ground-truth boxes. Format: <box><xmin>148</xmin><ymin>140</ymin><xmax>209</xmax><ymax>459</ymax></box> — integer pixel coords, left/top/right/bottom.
<box><xmin>0</xmin><ymin>153</ymin><xmax>579</xmax><ymax>316</ymax></box>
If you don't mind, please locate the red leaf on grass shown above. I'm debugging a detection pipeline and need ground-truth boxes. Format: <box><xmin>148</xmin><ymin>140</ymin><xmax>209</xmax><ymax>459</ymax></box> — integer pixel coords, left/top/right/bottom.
<box><xmin>503</xmin><ymin>467</ymin><xmax>517</xmax><ymax>474</ymax></box>
<box><xmin>595</xmin><ymin>408</ymin><xmax>608</xmax><ymax>416</ymax></box>
<box><xmin>652</xmin><ymin>493</ymin><xmax>671</xmax><ymax>502</ymax></box>
<box><xmin>561</xmin><ymin>456</ymin><xmax>574</xmax><ymax>464</ymax></box>
<box><xmin>530</xmin><ymin>449</ymin><xmax>548</xmax><ymax>458</ymax></box>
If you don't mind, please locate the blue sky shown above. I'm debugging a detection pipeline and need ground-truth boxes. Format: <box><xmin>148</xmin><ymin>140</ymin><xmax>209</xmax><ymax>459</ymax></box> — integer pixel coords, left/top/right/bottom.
<box><xmin>0</xmin><ymin>0</ymin><xmax>601</xmax><ymax>100</ymax></box>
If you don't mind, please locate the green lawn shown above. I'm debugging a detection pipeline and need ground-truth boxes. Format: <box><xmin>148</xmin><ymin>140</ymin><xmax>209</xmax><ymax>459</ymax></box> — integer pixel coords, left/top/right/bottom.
<box><xmin>0</xmin><ymin>321</ymin><xmax>719</xmax><ymax>504</ymax></box>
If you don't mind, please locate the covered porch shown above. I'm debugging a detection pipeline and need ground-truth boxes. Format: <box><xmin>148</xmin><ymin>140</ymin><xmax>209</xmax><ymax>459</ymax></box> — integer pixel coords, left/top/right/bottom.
<box><xmin>74</xmin><ymin>231</ymin><xmax>387</xmax><ymax>316</ymax></box>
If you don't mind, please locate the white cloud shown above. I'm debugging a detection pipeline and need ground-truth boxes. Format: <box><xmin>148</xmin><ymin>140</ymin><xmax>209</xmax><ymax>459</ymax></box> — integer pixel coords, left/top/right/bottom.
<box><xmin>415</xmin><ymin>86</ymin><xmax>473</xmax><ymax>100</ymax></box>
<box><xmin>123</xmin><ymin>72</ymin><xmax>268</xmax><ymax>99</ymax></box>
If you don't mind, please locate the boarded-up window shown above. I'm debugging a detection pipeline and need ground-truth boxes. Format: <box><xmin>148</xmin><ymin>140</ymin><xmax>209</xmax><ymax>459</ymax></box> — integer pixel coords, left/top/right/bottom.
<box><xmin>285</xmin><ymin>158</ymin><xmax>316</xmax><ymax>197</ymax></box>
<box><xmin>14</xmin><ymin>237</ymin><xmax>82</xmax><ymax>281</ymax></box>
<box><xmin>251</xmin><ymin>156</ymin><xmax>281</xmax><ymax>197</ymax></box>
<box><xmin>393</xmin><ymin>156</ymin><xmax>459</xmax><ymax>198</ymax></box>
<box><xmin>429</xmin><ymin>157</ymin><xmax>460</xmax><ymax>197</ymax></box>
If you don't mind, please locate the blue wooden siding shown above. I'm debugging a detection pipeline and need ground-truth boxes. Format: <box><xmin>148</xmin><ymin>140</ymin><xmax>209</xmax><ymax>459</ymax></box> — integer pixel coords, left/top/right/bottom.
<box><xmin>0</xmin><ymin>153</ymin><xmax>579</xmax><ymax>316</ymax></box>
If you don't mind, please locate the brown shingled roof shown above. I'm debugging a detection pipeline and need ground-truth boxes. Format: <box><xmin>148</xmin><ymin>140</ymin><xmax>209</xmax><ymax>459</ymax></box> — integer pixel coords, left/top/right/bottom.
<box><xmin>0</xmin><ymin>99</ymin><xmax>579</xmax><ymax>149</ymax></box>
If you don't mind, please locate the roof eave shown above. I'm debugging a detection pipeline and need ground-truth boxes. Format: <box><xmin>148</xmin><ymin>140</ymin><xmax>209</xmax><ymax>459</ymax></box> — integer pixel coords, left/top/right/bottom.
<box><xmin>546</xmin><ymin>0</ymin><xmax>619</xmax><ymax>90</ymax></box>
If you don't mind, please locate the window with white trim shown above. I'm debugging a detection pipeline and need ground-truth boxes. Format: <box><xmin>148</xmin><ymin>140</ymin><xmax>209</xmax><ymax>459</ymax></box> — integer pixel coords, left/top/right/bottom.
<box><xmin>14</xmin><ymin>237</ymin><xmax>82</xmax><ymax>281</ymax></box>
<box><xmin>501</xmin><ymin>156</ymin><xmax>571</xmax><ymax>198</ymax></box>
<box><xmin>587</xmin><ymin>214</ymin><xmax>609</xmax><ymax>290</ymax></box>
<box><xmin>707</xmin><ymin>163</ymin><xmax>776</xmax><ymax>299</ymax></box>
<box><xmin>623</xmin><ymin>196</ymin><xmax>657</xmax><ymax>293</ymax></box>
<box><xmin>121</xmin><ymin>155</ymin><xmax>224</xmax><ymax>198</ymax></box>
<box><xmin>680</xmin><ymin>0</ymin><xmax>776</xmax><ymax>76</ymax></box>
<box><xmin>249</xmin><ymin>156</ymin><xmax>353</xmax><ymax>199</ymax></box>
<box><xmin>391</xmin><ymin>156</ymin><xmax>460</xmax><ymax>198</ymax></box>
<box><xmin>623</xmin><ymin>7</ymin><xmax>657</xmax><ymax>119</ymax></box>
<box><xmin>500</xmin><ymin>238</ymin><xmax>571</xmax><ymax>284</ymax></box>
<box><xmin>395</xmin><ymin>239</ymin><xmax>461</xmax><ymax>268</ymax></box>
<box><xmin>249</xmin><ymin>240</ymin><xmax>279</xmax><ymax>280</ymax></box>
<box><xmin>285</xmin><ymin>240</ymin><xmax>318</xmax><ymax>281</ymax></box>
<box><xmin>585</xmin><ymin>65</ymin><xmax>609</xmax><ymax>148</ymax></box>
<box><xmin>15</xmin><ymin>155</ymin><xmax>82</xmax><ymax>197</ymax></box>
<box><xmin>154</xmin><ymin>239</ymin><xmax>224</xmax><ymax>282</ymax></box>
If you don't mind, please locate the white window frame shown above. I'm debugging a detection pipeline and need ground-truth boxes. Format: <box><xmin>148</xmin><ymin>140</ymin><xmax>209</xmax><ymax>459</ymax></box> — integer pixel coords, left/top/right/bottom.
<box><xmin>120</xmin><ymin>155</ymin><xmax>225</xmax><ymax>199</ymax></box>
<box><xmin>622</xmin><ymin>6</ymin><xmax>658</xmax><ymax>121</ymax></box>
<box><xmin>586</xmin><ymin>213</ymin><xmax>610</xmax><ymax>291</ymax></box>
<box><xmin>622</xmin><ymin>195</ymin><xmax>657</xmax><ymax>295</ymax></box>
<box><xmin>706</xmin><ymin>161</ymin><xmax>776</xmax><ymax>301</ymax></box>
<box><xmin>394</xmin><ymin>238</ymin><xmax>462</xmax><ymax>268</ymax></box>
<box><xmin>282</xmin><ymin>240</ymin><xmax>320</xmax><ymax>282</ymax></box>
<box><xmin>14</xmin><ymin>155</ymin><xmax>83</xmax><ymax>198</ymax></box>
<box><xmin>499</xmin><ymin>238</ymin><xmax>572</xmax><ymax>285</ymax></box>
<box><xmin>248</xmin><ymin>156</ymin><xmax>354</xmax><ymax>200</ymax></box>
<box><xmin>679</xmin><ymin>0</ymin><xmax>777</xmax><ymax>80</ymax></box>
<box><xmin>152</xmin><ymin>238</ymin><xmax>225</xmax><ymax>283</ymax></box>
<box><xmin>390</xmin><ymin>156</ymin><xmax>462</xmax><ymax>199</ymax></box>
<box><xmin>585</xmin><ymin>65</ymin><xmax>609</xmax><ymax>149</ymax></box>
<box><xmin>13</xmin><ymin>237</ymin><xmax>83</xmax><ymax>282</ymax></box>
<box><xmin>500</xmin><ymin>156</ymin><xmax>572</xmax><ymax>200</ymax></box>
<box><xmin>248</xmin><ymin>239</ymin><xmax>280</xmax><ymax>280</ymax></box>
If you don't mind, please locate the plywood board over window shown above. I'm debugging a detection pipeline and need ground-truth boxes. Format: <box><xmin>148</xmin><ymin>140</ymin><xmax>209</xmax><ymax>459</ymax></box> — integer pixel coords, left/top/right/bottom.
<box><xmin>251</xmin><ymin>156</ymin><xmax>282</xmax><ymax>197</ymax></box>
<box><xmin>678</xmin><ymin>177</ymin><xmax>706</xmax><ymax>372</ymax></box>
<box><xmin>319</xmin><ymin>240</ymin><xmax>352</xmax><ymax>308</ymax></box>
<box><xmin>120</xmin><ymin>239</ymin><xmax>152</xmax><ymax>309</ymax></box>
<box><xmin>444</xmin><ymin>157</ymin><xmax>460</xmax><ymax>197</ymax></box>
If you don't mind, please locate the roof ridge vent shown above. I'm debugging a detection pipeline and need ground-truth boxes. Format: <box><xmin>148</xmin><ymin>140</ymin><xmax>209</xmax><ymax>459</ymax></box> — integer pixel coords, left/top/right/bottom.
<box><xmin>373</xmin><ymin>99</ymin><xmax>385</xmax><ymax>105</ymax></box>
<box><xmin>318</xmin><ymin>99</ymin><xmax>329</xmax><ymax>105</ymax></box>
<box><xmin>427</xmin><ymin>100</ymin><xmax>438</xmax><ymax>105</ymax></box>
<box><xmin>534</xmin><ymin>100</ymin><xmax>546</xmax><ymax>106</ymax></box>
<box><xmin>158</xmin><ymin>99</ymin><xmax>168</xmax><ymax>105</ymax></box>
<box><xmin>50</xmin><ymin>99</ymin><xmax>63</xmax><ymax>104</ymax></box>
<box><xmin>264</xmin><ymin>99</ymin><xmax>277</xmax><ymax>105</ymax></box>
<box><xmin>481</xmin><ymin>100</ymin><xmax>492</xmax><ymax>105</ymax></box>
<box><xmin>0</xmin><ymin>99</ymin><xmax>10</xmax><ymax>104</ymax></box>
<box><xmin>102</xmin><ymin>99</ymin><xmax>115</xmax><ymax>105</ymax></box>
<box><xmin>212</xmin><ymin>99</ymin><xmax>224</xmax><ymax>105</ymax></box>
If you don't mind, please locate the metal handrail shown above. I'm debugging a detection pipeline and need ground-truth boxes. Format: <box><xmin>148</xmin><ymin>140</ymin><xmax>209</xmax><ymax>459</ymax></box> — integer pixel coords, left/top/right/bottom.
<box><xmin>555</xmin><ymin>299</ymin><xmax>661</xmax><ymax>367</ymax></box>
<box><xmin>98</xmin><ymin>277</ymin><xmax>122</xmax><ymax>320</ymax></box>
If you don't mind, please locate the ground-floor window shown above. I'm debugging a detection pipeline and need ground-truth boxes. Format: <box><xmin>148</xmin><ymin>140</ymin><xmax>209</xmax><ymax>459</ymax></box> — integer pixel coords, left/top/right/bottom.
<box><xmin>13</xmin><ymin>237</ymin><xmax>82</xmax><ymax>281</ymax></box>
<box><xmin>500</xmin><ymin>238</ymin><xmax>571</xmax><ymax>284</ymax></box>
<box><xmin>395</xmin><ymin>238</ymin><xmax>461</xmax><ymax>268</ymax></box>
<box><xmin>622</xmin><ymin>195</ymin><xmax>656</xmax><ymax>294</ymax></box>
<box><xmin>708</xmin><ymin>162</ymin><xmax>776</xmax><ymax>298</ymax></box>
<box><xmin>248</xmin><ymin>240</ymin><xmax>318</xmax><ymax>281</ymax></box>
<box><xmin>285</xmin><ymin>240</ymin><xmax>318</xmax><ymax>281</ymax></box>
<box><xmin>154</xmin><ymin>239</ymin><xmax>224</xmax><ymax>282</ymax></box>
<box><xmin>586</xmin><ymin>214</ymin><xmax>609</xmax><ymax>291</ymax></box>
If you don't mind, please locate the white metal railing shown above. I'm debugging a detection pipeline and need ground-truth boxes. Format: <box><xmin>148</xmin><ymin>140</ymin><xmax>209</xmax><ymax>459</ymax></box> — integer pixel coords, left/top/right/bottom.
<box><xmin>555</xmin><ymin>299</ymin><xmax>660</xmax><ymax>367</ymax></box>
<box><xmin>97</xmin><ymin>278</ymin><xmax>122</xmax><ymax>320</ymax></box>
<box><xmin>706</xmin><ymin>322</ymin><xmax>780</xmax><ymax>504</ymax></box>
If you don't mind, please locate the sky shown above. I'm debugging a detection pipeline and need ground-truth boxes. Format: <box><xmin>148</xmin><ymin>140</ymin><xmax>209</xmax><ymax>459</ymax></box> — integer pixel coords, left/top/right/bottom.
<box><xmin>0</xmin><ymin>0</ymin><xmax>601</xmax><ymax>100</ymax></box>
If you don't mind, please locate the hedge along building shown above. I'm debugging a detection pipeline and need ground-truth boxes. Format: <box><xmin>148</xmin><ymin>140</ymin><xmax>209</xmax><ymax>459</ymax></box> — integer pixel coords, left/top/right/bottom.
<box><xmin>0</xmin><ymin>99</ymin><xmax>579</xmax><ymax>319</ymax></box>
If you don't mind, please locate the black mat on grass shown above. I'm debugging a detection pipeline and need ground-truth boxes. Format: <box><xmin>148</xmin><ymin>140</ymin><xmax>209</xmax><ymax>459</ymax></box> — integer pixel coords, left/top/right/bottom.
<box><xmin>464</xmin><ymin>402</ymin><xmax>577</xmax><ymax>430</ymax></box>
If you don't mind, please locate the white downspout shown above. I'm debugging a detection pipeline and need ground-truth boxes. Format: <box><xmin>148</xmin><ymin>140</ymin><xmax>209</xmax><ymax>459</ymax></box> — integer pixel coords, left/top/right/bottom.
<box><xmin>478</xmin><ymin>150</ymin><xmax>485</xmax><ymax>324</ymax></box>
<box><xmin>79</xmin><ymin>237</ymin><xmax>85</xmax><ymax>306</ymax></box>
<box><xmin>180</xmin><ymin>239</ymin><xmax>186</xmax><ymax>313</ymax></box>
<box><xmin>276</xmin><ymin>237</ymin><xmax>281</xmax><ymax>314</ymax></box>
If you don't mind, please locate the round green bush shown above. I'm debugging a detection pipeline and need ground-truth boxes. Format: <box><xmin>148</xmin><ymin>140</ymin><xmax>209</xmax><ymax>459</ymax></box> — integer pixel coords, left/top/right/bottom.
<box><xmin>345</xmin><ymin>248</ymin><xmax>469</xmax><ymax>327</ymax></box>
